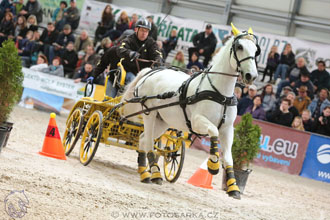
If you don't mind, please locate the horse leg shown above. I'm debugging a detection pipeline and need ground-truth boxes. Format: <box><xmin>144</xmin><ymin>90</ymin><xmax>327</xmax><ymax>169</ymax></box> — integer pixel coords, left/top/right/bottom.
<box><xmin>192</xmin><ymin>114</ymin><xmax>220</xmax><ymax>175</ymax></box>
<box><xmin>219</xmin><ymin>125</ymin><xmax>241</xmax><ymax>199</ymax></box>
<box><xmin>137</xmin><ymin>132</ymin><xmax>151</xmax><ymax>183</ymax></box>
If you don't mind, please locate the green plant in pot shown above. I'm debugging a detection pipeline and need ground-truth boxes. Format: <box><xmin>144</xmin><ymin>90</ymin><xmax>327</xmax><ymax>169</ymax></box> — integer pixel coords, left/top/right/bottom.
<box><xmin>222</xmin><ymin>113</ymin><xmax>261</xmax><ymax>194</ymax></box>
<box><xmin>0</xmin><ymin>40</ymin><xmax>24</xmax><ymax>150</ymax></box>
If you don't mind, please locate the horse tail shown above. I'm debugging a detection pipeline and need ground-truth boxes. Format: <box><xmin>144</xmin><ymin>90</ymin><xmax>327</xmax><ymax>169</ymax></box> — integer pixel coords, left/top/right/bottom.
<box><xmin>120</xmin><ymin>68</ymin><xmax>152</xmax><ymax>119</ymax></box>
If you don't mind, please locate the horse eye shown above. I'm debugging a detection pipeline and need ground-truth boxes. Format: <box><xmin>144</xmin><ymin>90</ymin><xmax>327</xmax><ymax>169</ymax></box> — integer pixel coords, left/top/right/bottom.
<box><xmin>237</xmin><ymin>45</ymin><xmax>243</xmax><ymax>50</ymax></box>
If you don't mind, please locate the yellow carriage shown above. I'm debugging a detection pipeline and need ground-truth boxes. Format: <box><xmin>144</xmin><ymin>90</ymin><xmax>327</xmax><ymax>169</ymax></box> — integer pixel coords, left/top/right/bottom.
<box><xmin>62</xmin><ymin>63</ymin><xmax>189</xmax><ymax>183</ymax></box>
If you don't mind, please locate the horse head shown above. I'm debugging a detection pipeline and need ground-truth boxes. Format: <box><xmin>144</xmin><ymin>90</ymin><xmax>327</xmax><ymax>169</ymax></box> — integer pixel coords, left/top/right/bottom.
<box><xmin>230</xmin><ymin>23</ymin><xmax>260</xmax><ymax>84</ymax></box>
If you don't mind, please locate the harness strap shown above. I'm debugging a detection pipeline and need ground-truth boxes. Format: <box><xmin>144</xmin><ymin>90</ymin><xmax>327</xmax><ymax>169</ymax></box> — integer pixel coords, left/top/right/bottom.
<box><xmin>134</xmin><ymin>67</ymin><xmax>167</xmax><ymax>97</ymax></box>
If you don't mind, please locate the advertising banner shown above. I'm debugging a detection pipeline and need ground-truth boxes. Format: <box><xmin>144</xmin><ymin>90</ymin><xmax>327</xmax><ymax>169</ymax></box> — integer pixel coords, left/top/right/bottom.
<box><xmin>300</xmin><ymin>135</ymin><xmax>330</xmax><ymax>183</ymax></box>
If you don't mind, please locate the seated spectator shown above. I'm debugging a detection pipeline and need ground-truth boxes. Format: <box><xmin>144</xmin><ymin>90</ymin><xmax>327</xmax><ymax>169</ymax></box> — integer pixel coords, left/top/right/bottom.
<box><xmin>244</xmin><ymin>95</ymin><xmax>266</xmax><ymax>120</ymax></box>
<box><xmin>19</xmin><ymin>0</ymin><xmax>43</xmax><ymax>23</ymax></box>
<box><xmin>75</xmin><ymin>50</ymin><xmax>85</xmax><ymax>72</ymax></box>
<box><xmin>0</xmin><ymin>0</ymin><xmax>14</xmax><ymax>21</ymax></box>
<box><xmin>293</xmin><ymin>85</ymin><xmax>311</xmax><ymax>115</ymax></box>
<box><xmin>310</xmin><ymin>60</ymin><xmax>330</xmax><ymax>93</ymax></box>
<box><xmin>40</xmin><ymin>56</ymin><xmax>64</xmax><ymax>77</ymax></box>
<box><xmin>312</xmin><ymin>105</ymin><xmax>330</xmax><ymax>136</ymax></box>
<box><xmin>0</xmin><ymin>11</ymin><xmax>14</xmax><ymax>45</ymax></box>
<box><xmin>81</xmin><ymin>44</ymin><xmax>100</xmax><ymax>67</ymax></box>
<box><xmin>234</xmin><ymin>86</ymin><xmax>242</xmax><ymax>101</ymax></box>
<box><xmin>237</xmin><ymin>84</ymin><xmax>257</xmax><ymax>115</ymax></box>
<box><xmin>188</xmin><ymin>24</ymin><xmax>217</xmax><ymax>68</ymax></box>
<box><xmin>187</xmin><ymin>51</ymin><xmax>203</xmax><ymax>70</ymax></box>
<box><xmin>103</xmin><ymin>11</ymin><xmax>129</xmax><ymax>41</ymax></box>
<box><xmin>163</xmin><ymin>29</ymin><xmax>177</xmax><ymax>60</ymax></box>
<box><xmin>13</xmin><ymin>0</ymin><xmax>25</xmax><ymax>17</ymax></box>
<box><xmin>49</xmin><ymin>24</ymin><xmax>75</xmax><ymax>62</ymax></box>
<box><xmin>62</xmin><ymin>0</ymin><xmax>80</xmax><ymax>31</ymax></box>
<box><xmin>273</xmin><ymin>43</ymin><xmax>295</xmax><ymax>82</ymax></box>
<box><xmin>26</xmin><ymin>14</ymin><xmax>38</xmax><ymax>32</ymax></box>
<box><xmin>18</xmin><ymin>30</ymin><xmax>35</xmax><ymax>67</ymax></box>
<box><xmin>293</xmin><ymin>71</ymin><xmax>314</xmax><ymax>100</ymax></box>
<box><xmin>268</xmin><ymin>98</ymin><xmax>293</xmax><ymax>127</ymax></box>
<box><xmin>74</xmin><ymin>30</ymin><xmax>93</xmax><ymax>52</ymax></box>
<box><xmin>30</xmin><ymin>54</ymin><xmax>48</xmax><ymax>71</ymax></box>
<box><xmin>171</xmin><ymin>51</ymin><xmax>186</xmax><ymax>69</ymax></box>
<box><xmin>94</xmin><ymin>5</ymin><xmax>114</xmax><ymax>44</ymax></box>
<box><xmin>129</xmin><ymin>13</ymin><xmax>138</xmax><ymax>29</ymax></box>
<box><xmin>308</xmin><ymin>88</ymin><xmax>330</xmax><ymax>121</ymax></box>
<box><xmin>261</xmin><ymin>84</ymin><xmax>276</xmax><ymax>113</ymax></box>
<box><xmin>302</xmin><ymin>109</ymin><xmax>313</xmax><ymax>132</ymax></box>
<box><xmin>96</xmin><ymin>37</ymin><xmax>111</xmax><ymax>56</ymax></box>
<box><xmin>14</xmin><ymin>15</ymin><xmax>27</xmax><ymax>41</ymax></box>
<box><xmin>156</xmin><ymin>40</ymin><xmax>165</xmax><ymax>62</ymax></box>
<box><xmin>62</xmin><ymin>41</ymin><xmax>78</xmax><ymax>78</ymax></box>
<box><xmin>275</xmin><ymin>57</ymin><xmax>309</xmax><ymax>98</ymax></box>
<box><xmin>52</xmin><ymin>1</ymin><xmax>67</xmax><ymax>31</ymax></box>
<box><xmin>291</xmin><ymin>116</ymin><xmax>305</xmax><ymax>131</ymax></box>
<box><xmin>286</xmin><ymin>91</ymin><xmax>299</xmax><ymax>120</ymax></box>
<box><xmin>146</xmin><ymin>16</ymin><xmax>158</xmax><ymax>41</ymax></box>
<box><xmin>40</xmin><ymin>22</ymin><xmax>59</xmax><ymax>57</ymax></box>
<box><xmin>73</xmin><ymin>62</ymin><xmax>94</xmax><ymax>83</ymax></box>
<box><xmin>261</xmin><ymin>45</ymin><xmax>280</xmax><ymax>82</ymax></box>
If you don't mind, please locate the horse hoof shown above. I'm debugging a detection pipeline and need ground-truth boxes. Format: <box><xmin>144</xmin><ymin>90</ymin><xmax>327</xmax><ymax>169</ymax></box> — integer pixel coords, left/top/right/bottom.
<box><xmin>151</xmin><ymin>178</ymin><xmax>163</xmax><ymax>185</ymax></box>
<box><xmin>228</xmin><ymin>191</ymin><xmax>241</xmax><ymax>200</ymax></box>
<box><xmin>141</xmin><ymin>177</ymin><xmax>151</xmax><ymax>184</ymax></box>
<box><xmin>207</xmin><ymin>168</ymin><xmax>219</xmax><ymax>175</ymax></box>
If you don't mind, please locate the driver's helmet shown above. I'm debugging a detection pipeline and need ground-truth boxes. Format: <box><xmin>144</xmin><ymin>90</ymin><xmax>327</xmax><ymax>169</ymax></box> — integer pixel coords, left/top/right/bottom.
<box><xmin>135</xmin><ymin>18</ymin><xmax>151</xmax><ymax>30</ymax></box>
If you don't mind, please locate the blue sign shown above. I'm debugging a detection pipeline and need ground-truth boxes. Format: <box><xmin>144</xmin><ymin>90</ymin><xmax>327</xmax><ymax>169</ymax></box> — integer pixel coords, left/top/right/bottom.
<box><xmin>300</xmin><ymin>134</ymin><xmax>330</xmax><ymax>183</ymax></box>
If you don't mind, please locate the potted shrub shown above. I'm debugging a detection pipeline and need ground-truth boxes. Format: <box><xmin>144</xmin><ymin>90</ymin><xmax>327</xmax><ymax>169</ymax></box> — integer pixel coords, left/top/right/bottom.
<box><xmin>0</xmin><ymin>40</ymin><xmax>24</xmax><ymax>150</ymax></box>
<box><xmin>222</xmin><ymin>113</ymin><xmax>261</xmax><ymax>193</ymax></box>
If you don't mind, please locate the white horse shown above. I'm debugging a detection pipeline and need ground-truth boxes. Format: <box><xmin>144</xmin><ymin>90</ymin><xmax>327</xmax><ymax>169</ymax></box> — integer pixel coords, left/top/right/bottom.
<box><xmin>121</xmin><ymin>24</ymin><xmax>259</xmax><ymax>199</ymax></box>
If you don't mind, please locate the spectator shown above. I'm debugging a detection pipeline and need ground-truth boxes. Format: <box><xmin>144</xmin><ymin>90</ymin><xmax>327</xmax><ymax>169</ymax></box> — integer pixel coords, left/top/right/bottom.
<box><xmin>273</xmin><ymin>43</ymin><xmax>295</xmax><ymax>82</ymax></box>
<box><xmin>18</xmin><ymin>30</ymin><xmax>35</xmax><ymax>67</ymax></box>
<box><xmin>12</xmin><ymin>0</ymin><xmax>24</xmax><ymax>16</ymax></box>
<box><xmin>81</xmin><ymin>44</ymin><xmax>100</xmax><ymax>67</ymax></box>
<box><xmin>40</xmin><ymin>56</ymin><xmax>64</xmax><ymax>77</ymax></box>
<box><xmin>50</xmin><ymin>24</ymin><xmax>75</xmax><ymax>62</ymax></box>
<box><xmin>312</xmin><ymin>106</ymin><xmax>330</xmax><ymax>136</ymax></box>
<box><xmin>234</xmin><ymin>87</ymin><xmax>242</xmax><ymax>101</ymax></box>
<box><xmin>156</xmin><ymin>40</ymin><xmax>165</xmax><ymax>62</ymax></box>
<box><xmin>286</xmin><ymin>91</ymin><xmax>300</xmax><ymax>120</ymax></box>
<box><xmin>62</xmin><ymin>41</ymin><xmax>78</xmax><ymax>78</ymax></box>
<box><xmin>310</xmin><ymin>60</ymin><xmax>330</xmax><ymax>92</ymax></box>
<box><xmin>261</xmin><ymin>45</ymin><xmax>280</xmax><ymax>82</ymax></box>
<box><xmin>74</xmin><ymin>30</ymin><xmax>93</xmax><ymax>52</ymax></box>
<box><xmin>26</xmin><ymin>14</ymin><xmax>38</xmax><ymax>32</ymax></box>
<box><xmin>103</xmin><ymin>11</ymin><xmax>129</xmax><ymax>41</ymax></box>
<box><xmin>244</xmin><ymin>95</ymin><xmax>266</xmax><ymax>120</ymax></box>
<box><xmin>268</xmin><ymin>98</ymin><xmax>293</xmax><ymax>127</ymax></box>
<box><xmin>0</xmin><ymin>11</ymin><xmax>14</xmax><ymax>45</ymax></box>
<box><xmin>302</xmin><ymin>109</ymin><xmax>313</xmax><ymax>132</ymax></box>
<box><xmin>0</xmin><ymin>0</ymin><xmax>13</xmax><ymax>21</ymax></box>
<box><xmin>94</xmin><ymin>4</ymin><xmax>114</xmax><ymax>44</ymax></box>
<box><xmin>162</xmin><ymin>29</ymin><xmax>177</xmax><ymax>60</ymax></box>
<box><xmin>171</xmin><ymin>51</ymin><xmax>186</xmax><ymax>69</ymax></box>
<box><xmin>129</xmin><ymin>13</ymin><xmax>138</xmax><ymax>29</ymax></box>
<box><xmin>188</xmin><ymin>24</ymin><xmax>217</xmax><ymax>68</ymax></box>
<box><xmin>293</xmin><ymin>71</ymin><xmax>314</xmax><ymax>100</ymax></box>
<box><xmin>52</xmin><ymin>1</ymin><xmax>67</xmax><ymax>31</ymax></box>
<box><xmin>20</xmin><ymin>0</ymin><xmax>43</xmax><ymax>23</ymax></box>
<box><xmin>30</xmin><ymin>54</ymin><xmax>48</xmax><ymax>71</ymax></box>
<box><xmin>275</xmin><ymin>57</ymin><xmax>309</xmax><ymax>98</ymax></box>
<box><xmin>40</xmin><ymin>22</ymin><xmax>59</xmax><ymax>57</ymax></box>
<box><xmin>187</xmin><ymin>51</ymin><xmax>203</xmax><ymax>70</ymax></box>
<box><xmin>146</xmin><ymin>15</ymin><xmax>158</xmax><ymax>41</ymax></box>
<box><xmin>63</xmin><ymin>0</ymin><xmax>80</xmax><ymax>31</ymax></box>
<box><xmin>261</xmin><ymin>84</ymin><xmax>276</xmax><ymax>113</ymax></box>
<box><xmin>291</xmin><ymin>116</ymin><xmax>305</xmax><ymax>131</ymax></box>
<box><xmin>96</xmin><ymin>37</ymin><xmax>111</xmax><ymax>56</ymax></box>
<box><xmin>14</xmin><ymin>15</ymin><xmax>28</xmax><ymax>40</ymax></box>
<box><xmin>237</xmin><ymin>84</ymin><xmax>257</xmax><ymax>115</ymax></box>
<box><xmin>75</xmin><ymin>50</ymin><xmax>85</xmax><ymax>72</ymax></box>
<box><xmin>293</xmin><ymin>85</ymin><xmax>311</xmax><ymax>115</ymax></box>
<box><xmin>308</xmin><ymin>88</ymin><xmax>330</xmax><ymax>121</ymax></box>
<box><xmin>73</xmin><ymin>62</ymin><xmax>94</xmax><ymax>83</ymax></box>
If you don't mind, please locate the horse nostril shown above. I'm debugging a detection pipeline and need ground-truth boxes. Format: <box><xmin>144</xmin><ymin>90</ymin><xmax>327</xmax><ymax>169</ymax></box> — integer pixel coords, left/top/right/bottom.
<box><xmin>252</xmin><ymin>76</ymin><xmax>257</xmax><ymax>81</ymax></box>
<box><xmin>245</xmin><ymin>73</ymin><xmax>252</xmax><ymax>81</ymax></box>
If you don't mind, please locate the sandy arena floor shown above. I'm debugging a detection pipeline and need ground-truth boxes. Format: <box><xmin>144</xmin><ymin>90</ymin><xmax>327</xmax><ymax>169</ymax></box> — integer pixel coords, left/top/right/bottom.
<box><xmin>0</xmin><ymin>106</ymin><xmax>329</xmax><ymax>220</ymax></box>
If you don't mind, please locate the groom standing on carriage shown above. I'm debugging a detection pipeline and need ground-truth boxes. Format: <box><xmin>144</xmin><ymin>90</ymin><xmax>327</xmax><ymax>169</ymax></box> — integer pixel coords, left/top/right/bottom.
<box><xmin>90</xmin><ymin>17</ymin><xmax>163</xmax><ymax>97</ymax></box>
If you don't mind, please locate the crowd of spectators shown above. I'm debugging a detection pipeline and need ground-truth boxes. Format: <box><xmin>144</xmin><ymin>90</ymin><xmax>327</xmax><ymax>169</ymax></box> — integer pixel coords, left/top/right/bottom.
<box><xmin>0</xmin><ymin>1</ymin><xmax>329</xmax><ymax>136</ymax></box>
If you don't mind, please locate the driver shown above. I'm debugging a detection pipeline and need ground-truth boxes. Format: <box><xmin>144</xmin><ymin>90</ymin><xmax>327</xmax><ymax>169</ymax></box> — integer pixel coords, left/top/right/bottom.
<box><xmin>89</xmin><ymin>17</ymin><xmax>163</xmax><ymax>97</ymax></box>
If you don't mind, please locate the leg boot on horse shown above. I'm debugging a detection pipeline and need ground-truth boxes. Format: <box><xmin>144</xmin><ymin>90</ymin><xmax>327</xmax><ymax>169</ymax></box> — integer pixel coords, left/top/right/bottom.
<box><xmin>147</xmin><ymin>151</ymin><xmax>163</xmax><ymax>185</ymax></box>
<box><xmin>225</xmin><ymin>165</ymin><xmax>241</xmax><ymax>199</ymax></box>
<box><xmin>207</xmin><ymin>136</ymin><xmax>220</xmax><ymax>175</ymax></box>
<box><xmin>137</xmin><ymin>151</ymin><xmax>151</xmax><ymax>183</ymax></box>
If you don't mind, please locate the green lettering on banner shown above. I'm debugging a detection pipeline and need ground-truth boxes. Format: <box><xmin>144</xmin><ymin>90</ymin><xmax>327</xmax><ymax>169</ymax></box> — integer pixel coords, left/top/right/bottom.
<box><xmin>158</xmin><ymin>21</ymin><xmax>167</xmax><ymax>37</ymax></box>
<box><xmin>185</xmin><ymin>28</ymin><xmax>193</xmax><ymax>41</ymax></box>
<box><xmin>177</xmin><ymin>27</ymin><xmax>185</xmax><ymax>41</ymax></box>
<box><xmin>190</xmin><ymin>30</ymin><xmax>198</xmax><ymax>42</ymax></box>
<box><xmin>113</xmin><ymin>9</ymin><xmax>121</xmax><ymax>16</ymax></box>
<box><xmin>165</xmin><ymin>22</ymin><xmax>172</xmax><ymax>37</ymax></box>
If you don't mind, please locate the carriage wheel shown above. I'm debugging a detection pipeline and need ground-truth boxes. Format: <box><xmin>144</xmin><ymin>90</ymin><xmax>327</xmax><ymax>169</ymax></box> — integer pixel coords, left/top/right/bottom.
<box><xmin>79</xmin><ymin>111</ymin><xmax>103</xmax><ymax>166</ymax></box>
<box><xmin>160</xmin><ymin>130</ymin><xmax>186</xmax><ymax>183</ymax></box>
<box><xmin>62</xmin><ymin>108</ymin><xmax>83</xmax><ymax>156</ymax></box>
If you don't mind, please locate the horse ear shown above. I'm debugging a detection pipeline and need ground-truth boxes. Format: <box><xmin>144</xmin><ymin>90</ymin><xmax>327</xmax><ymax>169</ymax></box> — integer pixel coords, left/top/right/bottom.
<box><xmin>231</xmin><ymin>23</ymin><xmax>240</xmax><ymax>36</ymax></box>
<box><xmin>248</xmin><ymin>27</ymin><xmax>253</xmax><ymax>35</ymax></box>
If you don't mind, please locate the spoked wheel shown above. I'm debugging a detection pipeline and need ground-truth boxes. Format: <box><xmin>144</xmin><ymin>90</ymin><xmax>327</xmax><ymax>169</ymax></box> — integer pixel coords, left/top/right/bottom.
<box><xmin>79</xmin><ymin>111</ymin><xmax>103</xmax><ymax>166</ymax></box>
<box><xmin>159</xmin><ymin>130</ymin><xmax>186</xmax><ymax>183</ymax></box>
<box><xmin>62</xmin><ymin>108</ymin><xmax>83</xmax><ymax>156</ymax></box>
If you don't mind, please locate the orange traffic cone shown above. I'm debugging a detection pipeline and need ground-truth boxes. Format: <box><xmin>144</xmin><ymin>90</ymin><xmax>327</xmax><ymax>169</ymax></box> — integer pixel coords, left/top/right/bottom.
<box><xmin>187</xmin><ymin>158</ymin><xmax>213</xmax><ymax>189</ymax></box>
<box><xmin>39</xmin><ymin>113</ymin><xmax>66</xmax><ymax>160</ymax></box>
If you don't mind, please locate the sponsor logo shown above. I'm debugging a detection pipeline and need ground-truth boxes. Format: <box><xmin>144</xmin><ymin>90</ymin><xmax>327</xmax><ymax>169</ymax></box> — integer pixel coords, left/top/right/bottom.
<box><xmin>316</xmin><ymin>144</ymin><xmax>330</xmax><ymax>164</ymax></box>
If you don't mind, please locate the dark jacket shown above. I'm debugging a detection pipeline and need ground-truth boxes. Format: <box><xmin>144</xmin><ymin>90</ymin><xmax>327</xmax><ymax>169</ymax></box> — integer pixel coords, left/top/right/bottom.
<box><xmin>313</xmin><ymin>115</ymin><xmax>330</xmax><ymax>136</ymax></box>
<box><xmin>279</xmin><ymin>52</ymin><xmax>295</xmax><ymax>66</ymax></box>
<box><xmin>192</xmin><ymin>31</ymin><xmax>217</xmax><ymax>55</ymax></box>
<box><xmin>56</xmin><ymin>32</ymin><xmax>75</xmax><ymax>47</ymax></box>
<box><xmin>40</xmin><ymin>29</ymin><xmax>59</xmax><ymax>45</ymax></box>
<box><xmin>62</xmin><ymin>49</ymin><xmax>78</xmax><ymax>73</ymax></box>
<box><xmin>285</xmin><ymin>65</ymin><xmax>309</xmax><ymax>83</ymax></box>
<box><xmin>266</xmin><ymin>53</ymin><xmax>280</xmax><ymax>68</ymax></box>
<box><xmin>311</xmin><ymin>69</ymin><xmax>330</xmax><ymax>91</ymax></box>
<box><xmin>269</xmin><ymin>109</ymin><xmax>293</xmax><ymax>127</ymax></box>
<box><xmin>237</xmin><ymin>96</ymin><xmax>253</xmax><ymax>116</ymax></box>
<box><xmin>187</xmin><ymin>60</ymin><xmax>203</xmax><ymax>70</ymax></box>
<box><xmin>149</xmin><ymin>22</ymin><xmax>158</xmax><ymax>41</ymax></box>
<box><xmin>0</xmin><ymin>19</ymin><xmax>14</xmax><ymax>36</ymax></box>
<box><xmin>116</xmin><ymin>34</ymin><xmax>162</xmax><ymax>74</ymax></box>
<box><xmin>93</xmin><ymin>46</ymin><xmax>119</xmax><ymax>82</ymax></box>
<box><xmin>293</xmin><ymin>79</ymin><xmax>315</xmax><ymax>100</ymax></box>
<box><xmin>24</xmin><ymin>0</ymin><xmax>43</xmax><ymax>23</ymax></box>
